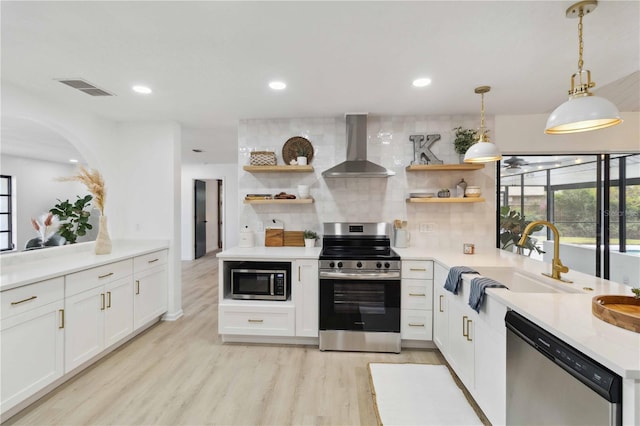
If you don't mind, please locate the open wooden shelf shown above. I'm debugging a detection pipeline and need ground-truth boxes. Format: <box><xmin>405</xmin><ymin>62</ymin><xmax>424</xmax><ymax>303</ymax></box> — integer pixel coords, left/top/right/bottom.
<box><xmin>406</xmin><ymin>197</ymin><xmax>485</xmax><ymax>203</ymax></box>
<box><xmin>244</xmin><ymin>198</ymin><xmax>314</xmax><ymax>205</ymax></box>
<box><xmin>405</xmin><ymin>164</ymin><xmax>485</xmax><ymax>172</ymax></box>
<box><xmin>243</xmin><ymin>165</ymin><xmax>314</xmax><ymax>173</ymax></box>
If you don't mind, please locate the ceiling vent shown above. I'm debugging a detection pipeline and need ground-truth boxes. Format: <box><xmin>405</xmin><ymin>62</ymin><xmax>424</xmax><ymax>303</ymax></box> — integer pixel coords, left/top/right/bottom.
<box><xmin>56</xmin><ymin>78</ymin><xmax>115</xmax><ymax>97</ymax></box>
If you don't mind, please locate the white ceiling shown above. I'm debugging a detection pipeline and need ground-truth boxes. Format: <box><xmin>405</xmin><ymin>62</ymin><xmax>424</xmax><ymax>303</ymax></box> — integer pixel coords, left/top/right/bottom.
<box><xmin>1</xmin><ymin>1</ymin><xmax>638</xmax><ymax>166</ymax></box>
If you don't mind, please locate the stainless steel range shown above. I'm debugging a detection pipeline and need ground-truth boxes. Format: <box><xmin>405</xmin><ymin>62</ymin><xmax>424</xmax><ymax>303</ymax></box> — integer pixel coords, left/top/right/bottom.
<box><xmin>319</xmin><ymin>222</ymin><xmax>401</xmax><ymax>353</ymax></box>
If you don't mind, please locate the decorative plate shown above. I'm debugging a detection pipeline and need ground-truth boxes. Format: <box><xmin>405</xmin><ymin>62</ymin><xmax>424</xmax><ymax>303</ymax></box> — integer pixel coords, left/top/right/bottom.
<box><xmin>282</xmin><ymin>136</ymin><xmax>314</xmax><ymax>165</ymax></box>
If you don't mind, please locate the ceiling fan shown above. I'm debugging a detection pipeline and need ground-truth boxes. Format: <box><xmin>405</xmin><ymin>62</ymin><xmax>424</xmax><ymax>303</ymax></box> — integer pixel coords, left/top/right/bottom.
<box><xmin>502</xmin><ymin>156</ymin><xmax>559</xmax><ymax>170</ymax></box>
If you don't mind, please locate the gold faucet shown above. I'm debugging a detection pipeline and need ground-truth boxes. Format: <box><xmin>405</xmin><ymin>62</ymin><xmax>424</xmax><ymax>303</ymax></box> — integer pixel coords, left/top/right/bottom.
<box><xmin>517</xmin><ymin>220</ymin><xmax>572</xmax><ymax>283</ymax></box>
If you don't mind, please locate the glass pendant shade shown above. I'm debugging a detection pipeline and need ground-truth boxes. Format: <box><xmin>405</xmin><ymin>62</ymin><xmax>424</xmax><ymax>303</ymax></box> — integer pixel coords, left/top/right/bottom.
<box><xmin>463</xmin><ymin>135</ymin><xmax>502</xmax><ymax>163</ymax></box>
<box><xmin>545</xmin><ymin>95</ymin><xmax>622</xmax><ymax>134</ymax></box>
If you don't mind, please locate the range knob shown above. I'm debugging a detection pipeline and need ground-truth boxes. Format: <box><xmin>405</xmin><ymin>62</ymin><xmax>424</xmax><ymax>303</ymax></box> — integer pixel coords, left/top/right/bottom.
<box><xmin>376</xmin><ymin>262</ymin><xmax>382</xmax><ymax>269</ymax></box>
<box><xmin>329</xmin><ymin>262</ymin><xmax>335</xmax><ymax>268</ymax></box>
<box><xmin>384</xmin><ymin>262</ymin><xmax>390</xmax><ymax>269</ymax></box>
<box><xmin>356</xmin><ymin>261</ymin><xmax>363</xmax><ymax>268</ymax></box>
<box><xmin>337</xmin><ymin>262</ymin><xmax>343</xmax><ymax>268</ymax></box>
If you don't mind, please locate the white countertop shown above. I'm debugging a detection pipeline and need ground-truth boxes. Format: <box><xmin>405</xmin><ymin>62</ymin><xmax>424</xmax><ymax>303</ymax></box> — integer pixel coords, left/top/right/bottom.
<box><xmin>0</xmin><ymin>240</ymin><xmax>169</xmax><ymax>291</ymax></box>
<box><xmin>218</xmin><ymin>244</ymin><xmax>640</xmax><ymax>378</ymax></box>
<box><xmin>216</xmin><ymin>245</ymin><xmax>321</xmax><ymax>260</ymax></box>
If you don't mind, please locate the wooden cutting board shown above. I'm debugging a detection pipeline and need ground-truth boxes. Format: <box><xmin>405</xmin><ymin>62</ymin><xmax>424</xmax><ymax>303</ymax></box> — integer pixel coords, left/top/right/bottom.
<box><xmin>284</xmin><ymin>231</ymin><xmax>304</xmax><ymax>247</ymax></box>
<box><xmin>265</xmin><ymin>229</ymin><xmax>284</xmax><ymax>246</ymax></box>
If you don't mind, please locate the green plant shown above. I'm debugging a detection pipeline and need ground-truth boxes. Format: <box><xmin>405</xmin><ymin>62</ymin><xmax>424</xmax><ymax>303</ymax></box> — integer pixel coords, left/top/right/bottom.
<box><xmin>296</xmin><ymin>146</ymin><xmax>309</xmax><ymax>157</ymax></box>
<box><xmin>303</xmin><ymin>230</ymin><xmax>319</xmax><ymax>240</ymax></box>
<box><xmin>452</xmin><ymin>127</ymin><xmax>478</xmax><ymax>155</ymax></box>
<box><xmin>499</xmin><ymin>206</ymin><xmax>545</xmax><ymax>255</ymax></box>
<box><xmin>50</xmin><ymin>195</ymin><xmax>93</xmax><ymax>244</ymax></box>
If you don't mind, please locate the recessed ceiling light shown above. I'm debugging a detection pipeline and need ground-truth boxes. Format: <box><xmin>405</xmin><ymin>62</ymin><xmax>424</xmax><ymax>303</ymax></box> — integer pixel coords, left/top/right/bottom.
<box><xmin>132</xmin><ymin>85</ymin><xmax>152</xmax><ymax>94</ymax></box>
<box><xmin>69</xmin><ymin>158</ymin><xmax>78</xmax><ymax>163</ymax></box>
<box><xmin>269</xmin><ymin>81</ymin><xmax>286</xmax><ymax>90</ymax></box>
<box><xmin>412</xmin><ymin>78</ymin><xmax>432</xmax><ymax>88</ymax></box>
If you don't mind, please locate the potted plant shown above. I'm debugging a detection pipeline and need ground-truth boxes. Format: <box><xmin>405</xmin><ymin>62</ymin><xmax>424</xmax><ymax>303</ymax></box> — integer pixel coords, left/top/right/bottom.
<box><xmin>499</xmin><ymin>206</ymin><xmax>545</xmax><ymax>255</ymax></box>
<box><xmin>49</xmin><ymin>195</ymin><xmax>94</xmax><ymax>244</ymax></box>
<box><xmin>452</xmin><ymin>127</ymin><xmax>478</xmax><ymax>163</ymax></box>
<box><xmin>296</xmin><ymin>146</ymin><xmax>309</xmax><ymax>165</ymax></box>
<box><xmin>303</xmin><ymin>230</ymin><xmax>319</xmax><ymax>248</ymax></box>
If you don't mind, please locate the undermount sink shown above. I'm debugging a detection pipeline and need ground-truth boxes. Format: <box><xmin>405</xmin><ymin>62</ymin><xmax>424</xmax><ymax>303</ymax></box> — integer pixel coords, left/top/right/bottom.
<box><xmin>471</xmin><ymin>266</ymin><xmax>584</xmax><ymax>294</ymax></box>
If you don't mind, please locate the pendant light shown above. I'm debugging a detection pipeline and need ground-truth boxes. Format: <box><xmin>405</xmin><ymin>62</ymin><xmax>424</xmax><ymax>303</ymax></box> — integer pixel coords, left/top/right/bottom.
<box><xmin>545</xmin><ymin>0</ymin><xmax>622</xmax><ymax>135</ymax></box>
<box><xmin>464</xmin><ymin>86</ymin><xmax>502</xmax><ymax>163</ymax></box>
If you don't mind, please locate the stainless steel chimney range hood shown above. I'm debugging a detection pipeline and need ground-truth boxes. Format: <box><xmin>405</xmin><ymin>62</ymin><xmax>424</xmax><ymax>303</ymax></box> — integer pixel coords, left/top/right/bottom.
<box><xmin>322</xmin><ymin>114</ymin><xmax>395</xmax><ymax>178</ymax></box>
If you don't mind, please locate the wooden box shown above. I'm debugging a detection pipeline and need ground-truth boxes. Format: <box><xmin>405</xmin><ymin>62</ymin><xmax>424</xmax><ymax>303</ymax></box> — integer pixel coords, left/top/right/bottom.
<box><xmin>265</xmin><ymin>229</ymin><xmax>284</xmax><ymax>246</ymax></box>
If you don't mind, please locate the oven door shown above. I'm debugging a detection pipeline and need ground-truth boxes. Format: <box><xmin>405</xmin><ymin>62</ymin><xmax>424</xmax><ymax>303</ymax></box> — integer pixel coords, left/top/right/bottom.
<box><xmin>319</xmin><ymin>271</ymin><xmax>400</xmax><ymax>332</ymax></box>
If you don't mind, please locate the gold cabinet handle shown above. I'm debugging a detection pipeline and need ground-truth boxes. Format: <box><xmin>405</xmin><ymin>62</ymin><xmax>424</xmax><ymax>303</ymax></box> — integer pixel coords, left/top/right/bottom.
<box><xmin>98</xmin><ymin>272</ymin><xmax>114</xmax><ymax>279</ymax></box>
<box><xmin>408</xmin><ymin>323</ymin><xmax>425</xmax><ymax>327</ymax></box>
<box><xmin>135</xmin><ymin>280</ymin><xmax>140</xmax><ymax>295</ymax></box>
<box><xmin>100</xmin><ymin>293</ymin><xmax>105</xmax><ymax>310</ymax></box>
<box><xmin>247</xmin><ymin>319</ymin><xmax>264</xmax><ymax>323</ymax></box>
<box><xmin>409</xmin><ymin>293</ymin><xmax>426</xmax><ymax>297</ymax></box>
<box><xmin>466</xmin><ymin>319</ymin><xmax>473</xmax><ymax>342</ymax></box>
<box><xmin>106</xmin><ymin>291</ymin><xmax>112</xmax><ymax>308</ymax></box>
<box><xmin>439</xmin><ymin>295</ymin><xmax>444</xmax><ymax>312</ymax></box>
<box><xmin>148</xmin><ymin>258</ymin><xmax>159</xmax><ymax>264</ymax></box>
<box><xmin>10</xmin><ymin>295</ymin><xmax>37</xmax><ymax>305</ymax></box>
<box><xmin>410</xmin><ymin>268</ymin><xmax>427</xmax><ymax>272</ymax></box>
<box><xmin>59</xmin><ymin>309</ymin><xmax>65</xmax><ymax>329</ymax></box>
<box><xmin>462</xmin><ymin>315</ymin><xmax>468</xmax><ymax>337</ymax></box>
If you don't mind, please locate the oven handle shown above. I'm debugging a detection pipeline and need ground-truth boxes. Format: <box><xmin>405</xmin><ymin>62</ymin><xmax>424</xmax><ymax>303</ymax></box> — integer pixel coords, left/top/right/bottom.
<box><xmin>319</xmin><ymin>271</ymin><xmax>401</xmax><ymax>280</ymax></box>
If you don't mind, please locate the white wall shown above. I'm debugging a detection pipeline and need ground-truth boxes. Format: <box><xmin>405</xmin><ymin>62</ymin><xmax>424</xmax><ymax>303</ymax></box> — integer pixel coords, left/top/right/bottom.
<box><xmin>181</xmin><ymin>163</ymin><xmax>238</xmax><ymax>260</ymax></box>
<box><xmin>2</xmin><ymin>83</ymin><xmax>183</xmax><ymax>319</ymax></box>
<box><xmin>0</xmin><ymin>155</ymin><xmax>98</xmax><ymax>250</ymax></box>
<box><xmin>238</xmin><ymin>115</ymin><xmax>497</xmax><ymax>252</ymax></box>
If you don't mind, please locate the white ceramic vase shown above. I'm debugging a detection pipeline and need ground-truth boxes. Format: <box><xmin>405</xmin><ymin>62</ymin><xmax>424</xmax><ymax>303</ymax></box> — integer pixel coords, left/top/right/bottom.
<box><xmin>95</xmin><ymin>215</ymin><xmax>112</xmax><ymax>255</ymax></box>
<box><xmin>297</xmin><ymin>156</ymin><xmax>308</xmax><ymax>166</ymax></box>
<box><xmin>304</xmin><ymin>238</ymin><xmax>315</xmax><ymax>248</ymax></box>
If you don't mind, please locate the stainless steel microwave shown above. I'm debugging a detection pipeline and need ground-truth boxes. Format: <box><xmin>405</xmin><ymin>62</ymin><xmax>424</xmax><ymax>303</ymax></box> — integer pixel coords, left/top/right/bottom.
<box><xmin>230</xmin><ymin>266</ymin><xmax>289</xmax><ymax>301</ymax></box>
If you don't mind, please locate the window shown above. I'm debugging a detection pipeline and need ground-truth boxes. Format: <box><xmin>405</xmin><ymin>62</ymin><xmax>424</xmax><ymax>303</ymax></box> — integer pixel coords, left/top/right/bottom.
<box><xmin>497</xmin><ymin>154</ymin><xmax>640</xmax><ymax>281</ymax></box>
<box><xmin>0</xmin><ymin>175</ymin><xmax>13</xmax><ymax>251</ymax></box>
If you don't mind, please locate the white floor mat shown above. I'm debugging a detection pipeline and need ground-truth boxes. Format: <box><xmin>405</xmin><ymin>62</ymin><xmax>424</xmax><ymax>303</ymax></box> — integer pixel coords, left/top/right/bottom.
<box><xmin>368</xmin><ymin>363</ymin><xmax>483</xmax><ymax>426</ymax></box>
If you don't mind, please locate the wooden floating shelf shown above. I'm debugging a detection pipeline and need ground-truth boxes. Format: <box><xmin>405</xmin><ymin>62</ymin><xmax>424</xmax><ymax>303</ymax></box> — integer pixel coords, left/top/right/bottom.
<box><xmin>405</xmin><ymin>164</ymin><xmax>485</xmax><ymax>171</ymax></box>
<box><xmin>406</xmin><ymin>197</ymin><xmax>485</xmax><ymax>204</ymax></box>
<box><xmin>244</xmin><ymin>198</ymin><xmax>314</xmax><ymax>205</ymax></box>
<box><xmin>243</xmin><ymin>165</ymin><xmax>314</xmax><ymax>173</ymax></box>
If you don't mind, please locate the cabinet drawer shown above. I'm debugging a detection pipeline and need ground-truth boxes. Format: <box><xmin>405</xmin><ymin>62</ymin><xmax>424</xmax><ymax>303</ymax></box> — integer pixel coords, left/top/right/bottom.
<box><xmin>401</xmin><ymin>279</ymin><xmax>433</xmax><ymax>310</ymax></box>
<box><xmin>134</xmin><ymin>250</ymin><xmax>168</xmax><ymax>273</ymax></box>
<box><xmin>1</xmin><ymin>277</ymin><xmax>64</xmax><ymax>320</ymax></box>
<box><xmin>402</xmin><ymin>260</ymin><xmax>433</xmax><ymax>279</ymax></box>
<box><xmin>219</xmin><ymin>305</ymin><xmax>295</xmax><ymax>336</ymax></box>
<box><xmin>401</xmin><ymin>309</ymin><xmax>433</xmax><ymax>341</ymax></box>
<box><xmin>66</xmin><ymin>259</ymin><xmax>133</xmax><ymax>297</ymax></box>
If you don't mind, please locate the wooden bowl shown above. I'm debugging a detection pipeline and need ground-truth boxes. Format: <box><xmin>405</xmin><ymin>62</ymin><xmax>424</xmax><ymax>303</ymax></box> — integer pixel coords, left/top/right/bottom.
<box><xmin>592</xmin><ymin>295</ymin><xmax>640</xmax><ymax>333</ymax></box>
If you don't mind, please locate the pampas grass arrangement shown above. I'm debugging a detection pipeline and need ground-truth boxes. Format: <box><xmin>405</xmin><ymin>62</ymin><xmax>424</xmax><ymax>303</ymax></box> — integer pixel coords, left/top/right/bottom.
<box><xmin>58</xmin><ymin>166</ymin><xmax>111</xmax><ymax>254</ymax></box>
<box><xmin>58</xmin><ymin>166</ymin><xmax>106</xmax><ymax>215</ymax></box>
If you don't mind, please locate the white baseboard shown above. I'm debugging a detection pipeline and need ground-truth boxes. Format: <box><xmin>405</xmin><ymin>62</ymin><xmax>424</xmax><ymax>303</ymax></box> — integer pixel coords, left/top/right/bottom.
<box><xmin>162</xmin><ymin>309</ymin><xmax>183</xmax><ymax>321</ymax></box>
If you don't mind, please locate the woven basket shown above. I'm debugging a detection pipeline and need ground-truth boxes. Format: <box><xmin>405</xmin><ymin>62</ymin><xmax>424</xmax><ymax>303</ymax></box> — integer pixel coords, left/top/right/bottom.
<box><xmin>250</xmin><ymin>151</ymin><xmax>277</xmax><ymax>166</ymax></box>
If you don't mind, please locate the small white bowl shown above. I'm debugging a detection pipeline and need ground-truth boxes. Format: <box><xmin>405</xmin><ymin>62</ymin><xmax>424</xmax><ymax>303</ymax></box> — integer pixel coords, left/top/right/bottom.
<box><xmin>465</xmin><ymin>186</ymin><xmax>481</xmax><ymax>198</ymax></box>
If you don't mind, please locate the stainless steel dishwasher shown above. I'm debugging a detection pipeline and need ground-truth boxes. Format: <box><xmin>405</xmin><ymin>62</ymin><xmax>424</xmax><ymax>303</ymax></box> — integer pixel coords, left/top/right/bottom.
<box><xmin>505</xmin><ymin>311</ymin><xmax>622</xmax><ymax>426</ymax></box>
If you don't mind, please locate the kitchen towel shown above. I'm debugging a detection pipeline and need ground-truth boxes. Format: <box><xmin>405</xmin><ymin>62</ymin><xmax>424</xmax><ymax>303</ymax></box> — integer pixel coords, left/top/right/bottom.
<box><xmin>468</xmin><ymin>276</ymin><xmax>507</xmax><ymax>313</ymax></box>
<box><xmin>444</xmin><ymin>266</ymin><xmax>479</xmax><ymax>294</ymax></box>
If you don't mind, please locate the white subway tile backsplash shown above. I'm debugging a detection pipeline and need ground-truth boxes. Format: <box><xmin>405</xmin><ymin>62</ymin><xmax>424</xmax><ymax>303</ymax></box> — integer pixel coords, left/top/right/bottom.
<box><xmin>238</xmin><ymin>115</ymin><xmax>496</xmax><ymax>251</ymax></box>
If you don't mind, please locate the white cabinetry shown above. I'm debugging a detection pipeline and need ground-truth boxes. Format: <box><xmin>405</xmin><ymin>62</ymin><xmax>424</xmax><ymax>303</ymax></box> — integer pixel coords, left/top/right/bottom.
<box><xmin>436</xmin><ymin>267</ymin><xmax>507</xmax><ymax>425</ymax></box>
<box><xmin>294</xmin><ymin>259</ymin><xmax>318</xmax><ymax>337</ymax></box>
<box><xmin>64</xmin><ymin>260</ymin><xmax>133</xmax><ymax>372</ymax></box>
<box><xmin>400</xmin><ymin>260</ymin><xmax>433</xmax><ymax>341</ymax></box>
<box><xmin>133</xmin><ymin>250</ymin><xmax>168</xmax><ymax>329</ymax></box>
<box><xmin>1</xmin><ymin>278</ymin><xmax>65</xmax><ymax>414</ymax></box>
<box><xmin>433</xmin><ymin>263</ymin><xmax>449</xmax><ymax>351</ymax></box>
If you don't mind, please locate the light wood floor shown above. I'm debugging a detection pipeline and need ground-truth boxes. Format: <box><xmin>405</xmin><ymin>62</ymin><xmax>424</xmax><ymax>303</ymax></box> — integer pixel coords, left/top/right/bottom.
<box><xmin>6</xmin><ymin>251</ymin><xmax>487</xmax><ymax>425</ymax></box>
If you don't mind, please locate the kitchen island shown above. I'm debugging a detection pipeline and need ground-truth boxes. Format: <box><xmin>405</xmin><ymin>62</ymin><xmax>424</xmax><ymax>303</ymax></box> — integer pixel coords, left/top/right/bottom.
<box><xmin>218</xmin><ymin>245</ymin><xmax>640</xmax><ymax>425</ymax></box>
